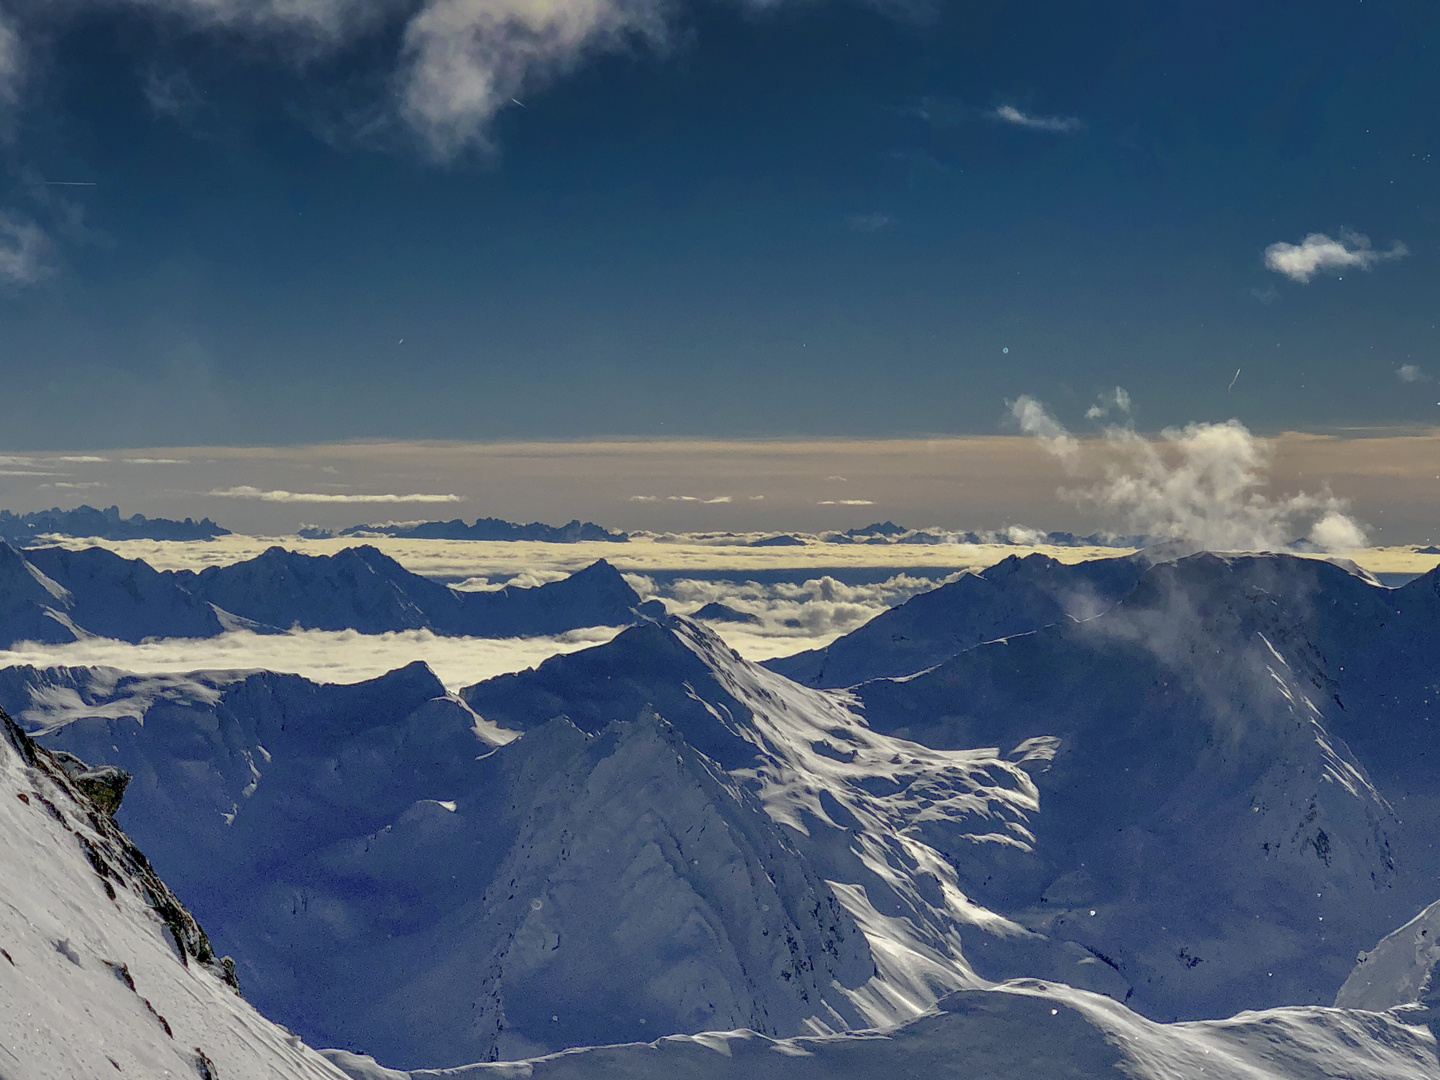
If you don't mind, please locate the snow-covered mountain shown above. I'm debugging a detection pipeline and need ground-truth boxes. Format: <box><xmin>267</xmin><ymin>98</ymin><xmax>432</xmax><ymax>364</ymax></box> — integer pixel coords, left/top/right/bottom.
<box><xmin>3</xmin><ymin>634</ymin><xmax>1052</xmax><ymax>1067</ymax></box>
<box><xmin>6</xmin><ymin>548</ymin><xmax>1440</xmax><ymax>1078</ymax></box>
<box><xmin>854</xmin><ymin>553</ymin><xmax>1440</xmax><ymax>1022</ymax></box>
<box><xmin>764</xmin><ymin>550</ymin><xmax>1156</xmax><ymax>687</ymax></box>
<box><xmin>0</xmin><ymin>708</ymin><xmax>349</xmax><ymax>1079</ymax></box>
<box><xmin>0</xmin><ymin>543</ymin><xmax>649</xmax><ymax>646</ymax></box>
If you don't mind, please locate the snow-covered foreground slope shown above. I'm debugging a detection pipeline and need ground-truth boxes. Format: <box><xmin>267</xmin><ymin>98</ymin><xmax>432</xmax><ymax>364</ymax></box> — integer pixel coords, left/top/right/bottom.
<box><xmin>322</xmin><ymin>983</ymin><xmax>1440</xmax><ymax>1080</ymax></box>
<box><xmin>0</xmin><ymin>709</ymin><xmax>349</xmax><ymax>1080</ymax></box>
<box><xmin>0</xmin><ymin>542</ymin><xmax>647</xmax><ymax>647</ymax></box>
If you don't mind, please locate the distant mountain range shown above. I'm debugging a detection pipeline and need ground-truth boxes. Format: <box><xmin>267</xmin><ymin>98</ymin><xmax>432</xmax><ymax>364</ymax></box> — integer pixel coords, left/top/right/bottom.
<box><xmin>302</xmin><ymin>517</ymin><xmax>629</xmax><ymax>542</ymax></box>
<box><xmin>821</xmin><ymin>522</ymin><xmax>1151</xmax><ymax>547</ymax></box>
<box><xmin>0</xmin><ymin>505</ymin><xmax>229</xmax><ymax>544</ymax></box>
<box><xmin>0</xmin><ymin>542</ymin><xmax>652</xmax><ymax>647</ymax></box>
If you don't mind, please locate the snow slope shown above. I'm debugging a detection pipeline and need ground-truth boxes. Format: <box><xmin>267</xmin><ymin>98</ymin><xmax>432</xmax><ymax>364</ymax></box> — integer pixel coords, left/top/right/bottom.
<box><xmin>321</xmin><ymin>982</ymin><xmax>1440</xmax><ymax>1080</ymax></box>
<box><xmin>0</xmin><ymin>709</ymin><xmax>349</xmax><ymax>1080</ymax></box>
<box><xmin>764</xmin><ymin>550</ymin><xmax>1153</xmax><ymax>687</ymax></box>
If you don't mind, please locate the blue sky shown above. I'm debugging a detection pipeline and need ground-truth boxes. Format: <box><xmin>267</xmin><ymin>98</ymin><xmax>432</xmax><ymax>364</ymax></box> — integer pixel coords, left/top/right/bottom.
<box><xmin>0</xmin><ymin>0</ymin><xmax>1436</xmax><ymax>451</ymax></box>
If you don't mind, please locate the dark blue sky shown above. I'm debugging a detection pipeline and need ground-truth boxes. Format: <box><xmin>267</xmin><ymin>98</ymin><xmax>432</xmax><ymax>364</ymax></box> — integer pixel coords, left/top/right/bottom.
<box><xmin>0</xmin><ymin>0</ymin><xmax>1436</xmax><ymax>448</ymax></box>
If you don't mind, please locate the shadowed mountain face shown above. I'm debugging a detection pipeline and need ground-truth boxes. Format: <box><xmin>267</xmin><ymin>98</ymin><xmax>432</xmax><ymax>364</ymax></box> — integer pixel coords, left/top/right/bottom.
<box><xmin>0</xmin><ymin>543</ymin><xmax>646</xmax><ymax>646</ymax></box>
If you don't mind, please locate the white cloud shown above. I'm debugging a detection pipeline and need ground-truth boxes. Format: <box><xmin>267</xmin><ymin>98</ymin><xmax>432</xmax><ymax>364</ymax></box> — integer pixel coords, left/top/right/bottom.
<box><xmin>1010</xmin><ymin>394</ymin><xmax>1079</xmax><ymax>466</ymax></box>
<box><xmin>818</xmin><ymin>499</ymin><xmax>875</xmax><ymax>506</ymax></box>
<box><xmin>993</xmin><ymin>104</ymin><xmax>1081</xmax><ymax>133</ymax></box>
<box><xmin>0</xmin><ymin>211</ymin><xmax>52</xmax><ymax>286</ymax></box>
<box><xmin>208</xmin><ymin>485</ymin><xmax>462</xmax><ymax>503</ymax></box>
<box><xmin>0</xmin><ymin>5</ymin><xmax>22</xmax><ymax>117</ymax></box>
<box><xmin>630</xmin><ymin>494</ymin><xmax>732</xmax><ymax>504</ymax></box>
<box><xmin>1398</xmin><ymin>364</ymin><xmax>1428</xmax><ymax>384</ymax></box>
<box><xmin>1085</xmin><ymin>386</ymin><xmax>1131</xmax><ymax>421</ymax></box>
<box><xmin>0</xmin><ymin>0</ymin><xmax>678</xmax><ymax>157</ymax></box>
<box><xmin>396</xmin><ymin>0</ymin><xmax>670</xmax><ymax>156</ymax></box>
<box><xmin>124</xmin><ymin>457</ymin><xmax>189</xmax><ymax>464</ymax></box>
<box><xmin>1263</xmin><ymin>230</ymin><xmax>1408</xmax><ymax>284</ymax></box>
<box><xmin>1014</xmin><ymin>393</ymin><xmax>1369</xmax><ymax>552</ymax></box>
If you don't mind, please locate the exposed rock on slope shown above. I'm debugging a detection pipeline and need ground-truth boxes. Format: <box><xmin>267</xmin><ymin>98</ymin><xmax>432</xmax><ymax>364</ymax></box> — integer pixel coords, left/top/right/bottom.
<box><xmin>0</xmin><ymin>708</ymin><xmax>348</xmax><ymax>1079</ymax></box>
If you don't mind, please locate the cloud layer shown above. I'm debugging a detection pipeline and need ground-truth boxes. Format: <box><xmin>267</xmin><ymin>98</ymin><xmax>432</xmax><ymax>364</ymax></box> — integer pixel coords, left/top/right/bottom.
<box><xmin>208</xmin><ymin>486</ymin><xmax>462</xmax><ymax>503</ymax></box>
<box><xmin>0</xmin><ymin>625</ymin><xmax>621</xmax><ymax>692</ymax></box>
<box><xmin>1264</xmin><ymin>231</ymin><xmax>1408</xmax><ymax>283</ymax></box>
<box><xmin>1010</xmin><ymin>393</ymin><xmax>1369</xmax><ymax>552</ymax></box>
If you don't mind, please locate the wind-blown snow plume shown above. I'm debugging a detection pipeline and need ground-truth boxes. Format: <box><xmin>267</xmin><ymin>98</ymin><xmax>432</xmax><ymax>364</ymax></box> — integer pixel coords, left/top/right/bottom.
<box><xmin>1009</xmin><ymin>394</ymin><xmax>1367</xmax><ymax>551</ymax></box>
<box><xmin>1264</xmin><ymin>230</ymin><xmax>1407</xmax><ymax>284</ymax></box>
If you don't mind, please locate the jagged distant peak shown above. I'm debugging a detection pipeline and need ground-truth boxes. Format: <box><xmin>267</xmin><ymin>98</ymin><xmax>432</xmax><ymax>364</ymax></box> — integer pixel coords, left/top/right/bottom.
<box><xmin>0</xmin><ymin>504</ymin><xmax>229</xmax><ymax>543</ymax></box>
<box><xmin>327</xmin><ymin>516</ymin><xmax>629</xmax><ymax>543</ymax></box>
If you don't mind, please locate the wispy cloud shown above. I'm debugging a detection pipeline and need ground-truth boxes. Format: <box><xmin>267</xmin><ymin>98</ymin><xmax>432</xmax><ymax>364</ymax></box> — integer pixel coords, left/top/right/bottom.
<box><xmin>0</xmin><ymin>6</ymin><xmax>23</xmax><ymax>122</ymax></box>
<box><xmin>1264</xmin><ymin>230</ymin><xmax>1407</xmax><ymax>283</ymax></box>
<box><xmin>1398</xmin><ymin>364</ymin><xmax>1429</xmax><ymax>384</ymax></box>
<box><xmin>818</xmin><ymin>499</ymin><xmax>875</xmax><ymax>506</ymax></box>
<box><xmin>0</xmin><ymin>211</ymin><xmax>52</xmax><ymax>286</ymax></box>
<box><xmin>630</xmin><ymin>494</ymin><xmax>733</xmax><ymax>504</ymax></box>
<box><xmin>208</xmin><ymin>486</ymin><xmax>462</xmax><ymax>503</ymax></box>
<box><xmin>1010</xmin><ymin>392</ymin><xmax>1368</xmax><ymax>551</ymax></box>
<box><xmin>992</xmin><ymin>104</ymin><xmax>1081</xmax><ymax>133</ymax></box>
<box><xmin>846</xmin><ymin>212</ymin><xmax>893</xmax><ymax>233</ymax></box>
<box><xmin>1085</xmin><ymin>386</ymin><xmax>1131</xmax><ymax>421</ymax></box>
<box><xmin>124</xmin><ymin>457</ymin><xmax>189</xmax><ymax>464</ymax></box>
<box><xmin>143</xmin><ymin>67</ymin><xmax>207</xmax><ymax>119</ymax></box>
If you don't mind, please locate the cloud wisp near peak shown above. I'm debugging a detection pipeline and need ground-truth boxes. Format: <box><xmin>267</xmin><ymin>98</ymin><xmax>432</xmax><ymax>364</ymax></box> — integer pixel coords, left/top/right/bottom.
<box><xmin>1009</xmin><ymin>394</ymin><xmax>1368</xmax><ymax>552</ymax></box>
